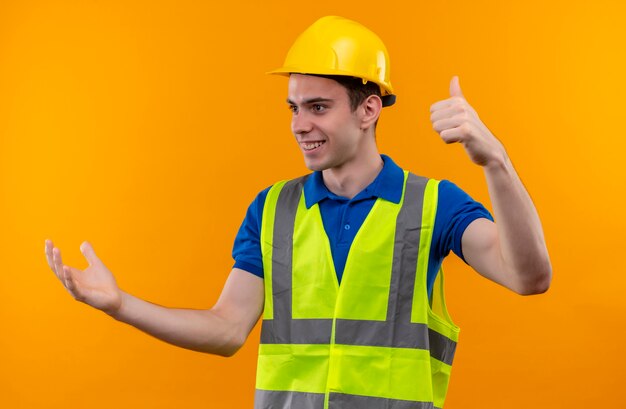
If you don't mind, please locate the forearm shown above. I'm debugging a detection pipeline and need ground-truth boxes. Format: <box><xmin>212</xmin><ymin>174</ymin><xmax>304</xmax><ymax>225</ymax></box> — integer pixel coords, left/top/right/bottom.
<box><xmin>483</xmin><ymin>151</ymin><xmax>552</xmax><ymax>293</ymax></box>
<box><xmin>47</xmin><ymin>244</ymin><xmax>263</xmax><ymax>354</ymax></box>
<box><xmin>430</xmin><ymin>76</ymin><xmax>552</xmax><ymax>294</ymax></box>
<box><xmin>108</xmin><ymin>291</ymin><xmax>243</xmax><ymax>357</ymax></box>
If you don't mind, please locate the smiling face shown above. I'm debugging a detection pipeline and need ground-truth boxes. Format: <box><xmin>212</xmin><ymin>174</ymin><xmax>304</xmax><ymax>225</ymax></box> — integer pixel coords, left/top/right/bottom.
<box><xmin>287</xmin><ymin>74</ymin><xmax>374</xmax><ymax>172</ymax></box>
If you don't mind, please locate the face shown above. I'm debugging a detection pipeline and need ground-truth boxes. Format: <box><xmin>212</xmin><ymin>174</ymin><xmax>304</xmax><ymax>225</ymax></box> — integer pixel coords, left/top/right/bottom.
<box><xmin>287</xmin><ymin>74</ymin><xmax>368</xmax><ymax>172</ymax></box>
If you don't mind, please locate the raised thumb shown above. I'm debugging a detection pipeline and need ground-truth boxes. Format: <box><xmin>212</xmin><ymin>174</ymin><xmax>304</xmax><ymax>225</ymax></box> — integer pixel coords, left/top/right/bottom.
<box><xmin>449</xmin><ymin>75</ymin><xmax>464</xmax><ymax>98</ymax></box>
<box><xmin>80</xmin><ymin>241</ymin><xmax>102</xmax><ymax>267</ymax></box>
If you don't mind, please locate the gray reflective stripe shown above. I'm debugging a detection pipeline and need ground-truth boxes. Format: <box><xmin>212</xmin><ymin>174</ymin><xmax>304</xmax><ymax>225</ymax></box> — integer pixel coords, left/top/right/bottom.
<box><xmin>255</xmin><ymin>389</ymin><xmax>324</xmax><ymax>409</ymax></box>
<box><xmin>387</xmin><ymin>173</ymin><xmax>427</xmax><ymax>322</ymax></box>
<box><xmin>267</xmin><ymin>176</ymin><xmax>308</xmax><ymax>341</ymax></box>
<box><xmin>260</xmin><ymin>318</ymin><xmax>332</xmax><ymax>344</ymax></box>
<box><xmin>333</xmin><ymin>320</ymin><xmax>455</xmax><ymax>366</ymax></box>
<box><xmin>262</xmin><ymin>316</ymin><xmax>455</xmax><ymax>365</ymax></box>
<box><xmin>428</xmin><ymin>328</ymin><xmax>457</xmax><ymax>366</ymax></box>
<box><xmin>328</xmin><ymin>393</ymin><xmax>436</xmax><ymax>409</ymax></box>
<box><xmin>260</xmin><ymin>173</ymin><xmax>456</xmax><ymax>365</ymax></box>
<box><xmin>254</xmin><ymin>390</ymin><xmax>438</xmax><ymax>409</ymax></box>
<box><xmin>393</xmin><ymin>174</ymin><xmax>456</xmax><ymax>365</ymax></box>
<box><xmin>335</xmin><ymin>319</ymin><xmax>428</xmax><ymax>349</ymax></box>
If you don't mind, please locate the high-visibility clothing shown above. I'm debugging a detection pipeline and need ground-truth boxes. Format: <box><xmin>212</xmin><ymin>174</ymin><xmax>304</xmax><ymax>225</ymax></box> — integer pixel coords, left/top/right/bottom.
<box><xmin>255</xmin><ymin>171</ymin><xmax>459</xmax><ymax>409</ymax></box>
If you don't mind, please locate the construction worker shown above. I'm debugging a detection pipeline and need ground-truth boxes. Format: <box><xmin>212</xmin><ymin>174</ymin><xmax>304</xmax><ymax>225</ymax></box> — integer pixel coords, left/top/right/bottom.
<box><xmin>45</xmin><ymin>16</ymin><xmax>551</xmax><ymax>409</ymax></box>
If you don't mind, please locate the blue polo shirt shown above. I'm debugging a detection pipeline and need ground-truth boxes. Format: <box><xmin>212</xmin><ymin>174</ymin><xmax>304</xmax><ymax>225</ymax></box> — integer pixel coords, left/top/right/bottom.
<box><xmin>232</xmin><ymin>155</ymin><xmax>493</xmax><ymax>297</ymax></box>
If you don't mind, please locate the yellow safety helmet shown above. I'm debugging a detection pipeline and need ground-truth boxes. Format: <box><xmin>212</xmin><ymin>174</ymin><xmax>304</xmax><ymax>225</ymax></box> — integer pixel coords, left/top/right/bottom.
<box><xmin>269</xmin><ymin>16</ymin><xmax>396</xmax><ymax>107</ymax></box>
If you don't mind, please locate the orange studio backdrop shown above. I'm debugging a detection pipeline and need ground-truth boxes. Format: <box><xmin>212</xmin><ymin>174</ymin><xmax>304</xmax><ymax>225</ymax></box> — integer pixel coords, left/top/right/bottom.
<box><xmin>1</xmin><ymin>1</ymin><xmax>625</xmax><ymax>408</ymax></box>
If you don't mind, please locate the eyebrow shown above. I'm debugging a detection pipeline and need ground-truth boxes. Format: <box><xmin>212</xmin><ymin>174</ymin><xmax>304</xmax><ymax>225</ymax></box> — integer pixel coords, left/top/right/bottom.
<box><xmin>286</xmin><ymin>97</ymin><xmax>334</xmax><ymax>105</ymax></box>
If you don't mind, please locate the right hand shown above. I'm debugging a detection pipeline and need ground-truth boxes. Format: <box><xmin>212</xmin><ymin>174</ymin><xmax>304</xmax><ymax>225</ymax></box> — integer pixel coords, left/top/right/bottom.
<box><xmin>45</xmin><ymin>240</ymin><xmax>123</xmax><ymax>316</ymax></box>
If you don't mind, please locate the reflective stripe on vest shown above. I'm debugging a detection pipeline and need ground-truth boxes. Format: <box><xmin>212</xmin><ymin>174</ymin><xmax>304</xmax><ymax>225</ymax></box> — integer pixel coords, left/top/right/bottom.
<box><xmin>256</xmin><ymin>171</ymin><xmax>459</xmax><ymax>409</ymax></box>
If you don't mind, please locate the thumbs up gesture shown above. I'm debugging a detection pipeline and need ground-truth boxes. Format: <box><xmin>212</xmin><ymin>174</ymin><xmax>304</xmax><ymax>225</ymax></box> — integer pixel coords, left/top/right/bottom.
<box><xmin>45</xmin><ymin>240</ymin><xmax>123</xmax><ymax>316</ymax></box>
<box><xmin>430</xmin><ymin>76</ymin><xmax>505</xmax><ymax>167</ymax></box>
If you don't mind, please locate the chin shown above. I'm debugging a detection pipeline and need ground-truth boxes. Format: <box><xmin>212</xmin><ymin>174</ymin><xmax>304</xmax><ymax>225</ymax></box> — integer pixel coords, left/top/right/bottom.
<box><xmin>303</xmin><ymin>159</ymin><xmax>327</xmax><ymax>172</ymax></box>
<box><xmin>305</xmin><ymin>164</ymin><xmax>323</xmax><ymax>172</ymax></box>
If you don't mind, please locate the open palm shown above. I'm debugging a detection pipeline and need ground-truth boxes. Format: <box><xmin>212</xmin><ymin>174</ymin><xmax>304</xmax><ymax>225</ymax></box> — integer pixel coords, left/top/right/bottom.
<box><xmin>45</xmin><ymin>240</ymin><xmax>122</xmax><ymax>315</ymax></box>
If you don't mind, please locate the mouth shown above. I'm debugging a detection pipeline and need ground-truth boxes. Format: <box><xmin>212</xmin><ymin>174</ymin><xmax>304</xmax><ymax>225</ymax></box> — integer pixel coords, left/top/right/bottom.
<box><xmin>301</xmin><ymin>140</ymin><xmax>326</xmax><ymax>152</ymax></box>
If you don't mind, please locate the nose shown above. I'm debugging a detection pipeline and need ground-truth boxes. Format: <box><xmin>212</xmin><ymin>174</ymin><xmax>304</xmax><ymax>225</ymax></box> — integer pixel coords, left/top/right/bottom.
<box><xmin>291</xmin><ymin>111</ymin><xmax>313</xmax><ymax>136</ymax></box>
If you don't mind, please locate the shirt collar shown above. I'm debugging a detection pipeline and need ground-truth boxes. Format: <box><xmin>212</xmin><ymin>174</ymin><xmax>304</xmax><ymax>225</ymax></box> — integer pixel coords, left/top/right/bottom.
<box><xmin>303</xmin><ymin>154</ymin><xmax>404</xmax><ymax>208</ymax></box>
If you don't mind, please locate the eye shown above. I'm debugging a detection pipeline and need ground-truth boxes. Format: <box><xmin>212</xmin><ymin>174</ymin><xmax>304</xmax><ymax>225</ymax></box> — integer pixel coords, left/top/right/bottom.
<box><xmin>288</xmin><ymin>105</ymin><xmax>298</xmax><ymax>114</ymax></box>
<box><xmin>312</xmin><ymin>104</ymin><xmax>326</xmax><ymax>113</ymax></box>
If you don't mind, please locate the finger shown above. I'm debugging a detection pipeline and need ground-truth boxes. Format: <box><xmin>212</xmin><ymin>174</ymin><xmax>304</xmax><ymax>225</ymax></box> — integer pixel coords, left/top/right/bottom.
<box><xmin>449</xmin><ymin>75</ymin><xmax>464</xmax><ymax>98</ymax></box>
<box><xmin>80</xmin><ymin>241</ymin><xmax>102</xmax><ymax>267</ymax></box>
<box><xmin>62</xmin><ymin>265</ymin><xmax>82</xmax><ymax>300</ymax></box>
<box><xmin>52</xmin><ymin>247</ymin><xmax>66</xmax><ymax>282</ymax></box>
<box><xmin>439</xmin><ymin>126</ymin><xmax>467</xmax><ymax>144</ymax></box>
<box><xmin>45</xmin><ymin>240</ymin><xmax>56</xmax><ymax>272</ymax></box>
<box><xmin>429</xmin><ymin>96</ymin><xmax>464</xmax><ymax>113</ymax></box>
<box><xmin>432</xmin><ymin>116</ymin><xmax>466</xmax><ymax>134</ymax></box>
<box><xmin>430</xmin><ymin>105</ymin><xmax>465</xmax><ymax>123</ymax></box>
<box><xmin>430</xmin><ymin>98</ymin><xmax>453</xmax><ymax>113</ymax></box>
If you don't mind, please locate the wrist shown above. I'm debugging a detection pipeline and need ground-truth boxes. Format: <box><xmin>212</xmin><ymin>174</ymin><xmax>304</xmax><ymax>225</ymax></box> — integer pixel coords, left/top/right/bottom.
<box><xmin>106</xmin><ymin>290</ymin><xmax>128</xmax><ymax>321</ymax></box>
<box><xmin>483</xmin><ymin>148</ymin><xmax>509</xmax><ymax>172</ymax></box>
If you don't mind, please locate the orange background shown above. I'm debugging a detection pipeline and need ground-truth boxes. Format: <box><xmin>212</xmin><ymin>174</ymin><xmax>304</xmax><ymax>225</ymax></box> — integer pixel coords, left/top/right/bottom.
<box><xmin>1</xmin><ymin>1</ymin><xmax>625</xmax><ymax>408</ymax></box>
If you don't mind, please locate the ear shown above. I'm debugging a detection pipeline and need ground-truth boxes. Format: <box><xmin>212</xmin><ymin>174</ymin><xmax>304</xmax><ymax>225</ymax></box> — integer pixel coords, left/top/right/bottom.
<box><xmin>359</xmin><ymin>94</ymin><xmax>383</xmax><ymax>130</ymax></box>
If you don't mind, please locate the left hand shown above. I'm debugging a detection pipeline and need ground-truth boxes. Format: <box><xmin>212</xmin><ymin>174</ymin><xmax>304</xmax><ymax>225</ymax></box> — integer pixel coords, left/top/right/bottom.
<box><xmin>430</xmin><ymin>76</ymin><xmax>505</xmax><ymax>167</ymax></box>
<box><xmin>45</xmin><ymin>240</ymin><xmax>123</xmax><ymax>315</ymax></box>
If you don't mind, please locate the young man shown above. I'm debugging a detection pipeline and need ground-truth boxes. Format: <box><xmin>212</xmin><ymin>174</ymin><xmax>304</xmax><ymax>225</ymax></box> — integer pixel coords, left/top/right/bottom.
<box><xmin>45</xmin><ymin>16</ymin><xmax>551</xmax><ymax>409</ymax></box>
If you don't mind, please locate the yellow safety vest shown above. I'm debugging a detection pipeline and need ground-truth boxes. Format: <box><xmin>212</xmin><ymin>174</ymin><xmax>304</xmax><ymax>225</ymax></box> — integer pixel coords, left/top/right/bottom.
<box><xmin>255</xmin><ymin>171</ymin><xmax>459</xmax><ymax>409</ymax></box>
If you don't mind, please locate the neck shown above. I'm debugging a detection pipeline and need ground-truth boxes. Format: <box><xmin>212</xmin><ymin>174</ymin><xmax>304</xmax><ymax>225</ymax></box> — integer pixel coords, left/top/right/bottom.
<box><xmin>322</xmin><ymin>148</ymin><xmax>383</xmax><ymax>199</ymax></box>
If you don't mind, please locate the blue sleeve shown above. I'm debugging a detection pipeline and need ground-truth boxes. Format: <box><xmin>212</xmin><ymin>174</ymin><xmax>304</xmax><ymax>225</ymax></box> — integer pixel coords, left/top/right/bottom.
<box><xmin>426</xmin><ymin>180</ymin><xmax>493</xmax><ymax>297</ymax></box>
<box><xmin>231</xmin><ymin>186</ymin><xmax>271</xmax><ymax>279</ymax></box>
<box><xmin>432</xmin><ymin>180</ymin><xmax>494</xmax><ymax>263</ymax></box>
